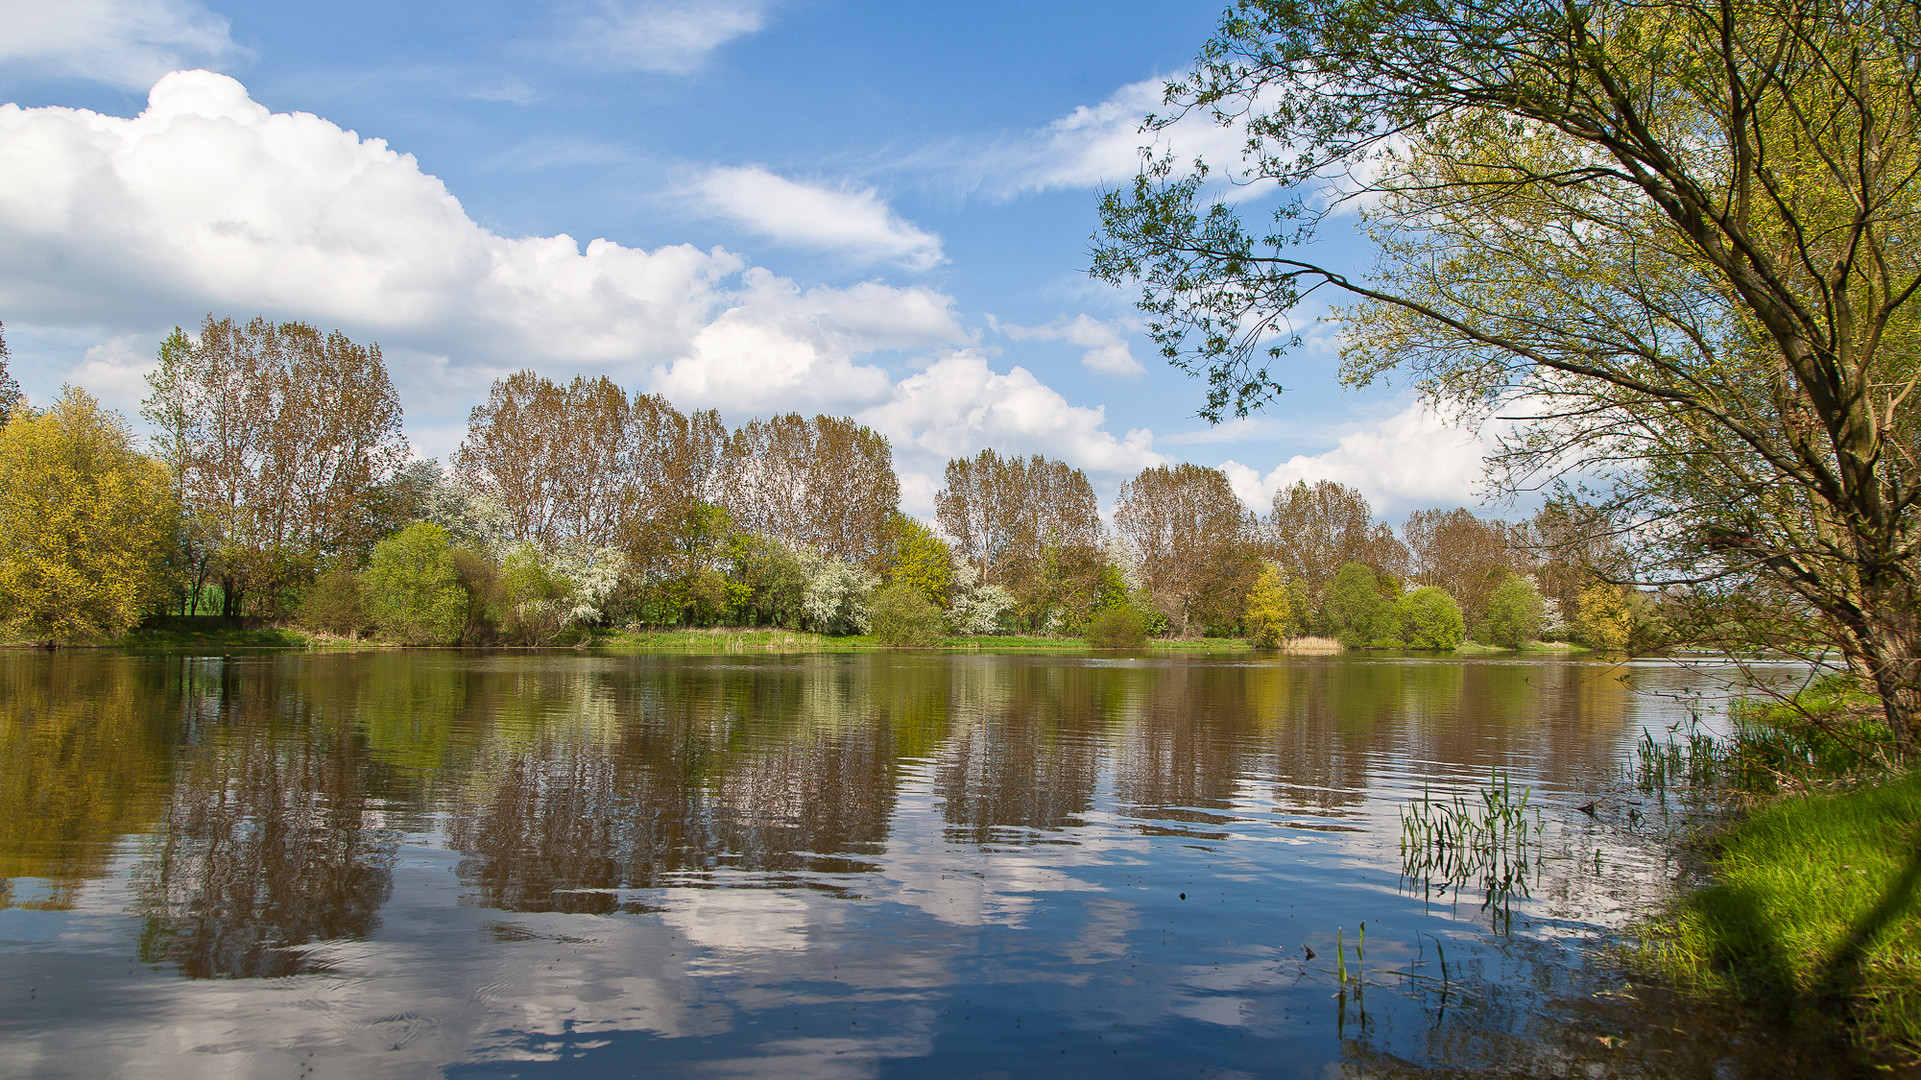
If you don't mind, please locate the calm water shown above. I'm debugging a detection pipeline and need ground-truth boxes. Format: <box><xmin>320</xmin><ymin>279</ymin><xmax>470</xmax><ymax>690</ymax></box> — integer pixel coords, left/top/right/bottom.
<box><xmin>0</xmin><ymin>650</ymin><xmax>1851</xmax><ymax>1078</ymax></box>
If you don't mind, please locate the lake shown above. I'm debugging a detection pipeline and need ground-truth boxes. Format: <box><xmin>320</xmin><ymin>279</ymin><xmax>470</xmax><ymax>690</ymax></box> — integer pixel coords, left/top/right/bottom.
<box><xmin>0</xmin><ymin>650</ymin><xmax>1852</xmax><ymax>1077</ymax></box>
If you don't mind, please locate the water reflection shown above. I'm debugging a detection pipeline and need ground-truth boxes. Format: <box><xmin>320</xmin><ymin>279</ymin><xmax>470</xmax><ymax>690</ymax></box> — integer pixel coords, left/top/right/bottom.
<box><xmin>0</xmin><ymin>651</ymin><xmax>1856</xmax><ymax>1077</ymax></box>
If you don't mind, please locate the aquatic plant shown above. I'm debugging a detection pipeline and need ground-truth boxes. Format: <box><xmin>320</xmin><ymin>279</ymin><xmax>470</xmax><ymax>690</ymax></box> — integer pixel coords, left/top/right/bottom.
<box><xmin>1399</xmin><ymin>769</ymin><xmax>1545</xmax><ymax>929</ymax></box>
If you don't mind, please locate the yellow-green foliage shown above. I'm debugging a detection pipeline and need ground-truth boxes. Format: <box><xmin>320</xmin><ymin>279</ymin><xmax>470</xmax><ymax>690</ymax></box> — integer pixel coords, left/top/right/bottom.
<box><xmin>870</xmin><ymin>581</ymin><xmax>944</xmax><ymax>647</ymax></box>
<box><xmin>362</xmin><ymin>522</ymin><xmax>466</xmax><ymax>645</ymax></box>
<box><xmin>0</xmin><ymin>389</ymin><xmax>174</xmax><ymax>642</ymax></box>
<box><xmin>1243</xmin><ymin>562</ymin><xmax>1297</xmax><ymax>647</ymax></box>
<box><xmin>1644</xmin><ymin>774</ymin><xmax>1921</xmax><ymax>1057</ymax></box>
<box><xmin>1574</xmin><ymin>581</ymin><xmax>1632</xmax><ymax>650</ymax></box>
<box><xmin>1399</xmin><ymin>585</ymin><xmax>1465</xmax><ymax>650</ymax></box>
<box><xmin>885</xmin><ymin>514</ymin><xmax>953</xmax><ymax>607</ymax></box>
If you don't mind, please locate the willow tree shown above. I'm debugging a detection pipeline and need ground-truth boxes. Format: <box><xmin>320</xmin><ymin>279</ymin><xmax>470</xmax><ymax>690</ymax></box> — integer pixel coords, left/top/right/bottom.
<box><xmin>1094</xmin><ymin>0</ymin><xmax>1921</xmax><ymax>745</ymax></box>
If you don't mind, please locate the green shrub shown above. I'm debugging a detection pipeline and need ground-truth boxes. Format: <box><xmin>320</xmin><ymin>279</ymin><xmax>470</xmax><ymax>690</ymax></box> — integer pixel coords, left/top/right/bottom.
<box><xmin>1324</xmin><ymin>562</ymin><xmax>1401</xmax><ymax>647</ymax></box>
<box><xmin>1477</xmin><ymin>573</ymin><xmax>1544</xmax><ymax>647</ymax></box>
<box><xmin>362</xmin><ymin>522</ymin><xmax>465</xmax><ymax>645</ymax></box>
<box><xmin>1085</xmin><ymin>606</ymin><xmax>1148</xmax><ymax>648</ymax></box>
<box><xmin>1399</xmin><ymin>586</ymin><xmax>1465</xmax><ymax>650</ymax></box>
<box><xmin>870</xmin><ymin>582</ymin><xmax>943</xmax><ymax>646</ymax></box>
<box><xmin>298</xmin><ymin>567</ymin><xmax>368</xmax><ymax>637</ymax></box>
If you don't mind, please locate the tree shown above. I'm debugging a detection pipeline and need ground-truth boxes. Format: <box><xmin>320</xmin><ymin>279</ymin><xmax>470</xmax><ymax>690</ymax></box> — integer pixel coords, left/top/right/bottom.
<box><xmin>882</xmin><ymin>513</ymin><xmax>953</xmax><ymax>607</ymax></box>
<box><xmin>934</xmin><ymin>450</ymin><xmax>1105</xmax><ymax>629</ymax></box>
<box><xmin>1094</xmin><ymin>0</ymin><xmax>1921</xmax><ymax>744</ymax></box>
<box><xmin>1399</xmin><ymin>586</ymin><xmax>1466</xmax><ymax>651</ymax></box>
<box><xmin>1264</xmin><ymin>480</ymin><xmax>1405</xmax><ymax>600</ymax></box>
<box><xmin>144</xmin><ymin>316</ymin><xmax>408</xmax><ymax>616</ymax></box>
<box><xmin>1114</xmin><ymin>463</ymin><xmax>1257</xmax><ymax>635</ymax></box>
<box><xmin>1573</xmin><ymin>581</ymin><xmax>1634</xmax><ymax>652</ymax></box>
<box><xmin>1323</xmin><ymin>561</ymin><xmax>1400</xmax><ymax>647</ymax></box>
<box><xmin>1243</xmin><ymin>562</ymin><xmax>1300</xmax><ymax>647</ymax></box>
<box><xmin>1479</xmin><ymin>575</ymin><xmax>1545</xmax><ymax>649</ymax></box>
<box><xmin>362</xmin><ymin>523</ymin><xmax>465</xmax><ymax>645</ymax></box>
<box><xmin>720</xmin><ymin>414</ymin><xmax>900</xmax><ymax>571</ymax></box>
<box><xmin>1403</xmin><ymin>508</ymin><xmax>1523</xmax><ymax>628</ymax></box>
<box><xmin>0</xmin><ymin>388</ymin><xmax>173</xmax><ymax>642</ymax></box>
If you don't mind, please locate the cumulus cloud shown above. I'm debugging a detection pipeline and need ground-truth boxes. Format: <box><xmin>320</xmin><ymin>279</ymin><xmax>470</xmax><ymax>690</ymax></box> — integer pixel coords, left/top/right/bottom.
<box><xmin>0</xmin><ymin>70</ymin><xmax>969</xmax><ymax>387</ymax></box>
<box><xmin>651</xmin><ymin>271</ymin><xmax>964</xmax><ymax>413</ymax></box>
<box><xmin>860</xmin><ymin>351</ymin><xmax>1163</xmax><ymax>501</ymax></box>
<box><xmin>698</xmin><ymin>165</ymin><xmax>945</xmax><ymax>269</ymax></box>
<box><xmin>0</xmin><ymin>71</ymin><xmax>1161</xmax><ymax>504</ymax></box>
<box><xmin>999</xmin><ymin>314</ymin><xmax>1143</xmax><ymax>377</ymax></box>
<box><xmin>0</xmin><ymin>0</ymin><xmax>237</xmax><ymax>90</ymax></box>
<box><xmin>63</xmin><ymin>335</ymin><xmax>154</xmax><ymax>415</ymax></box>
<box><xmin>1218</xmin><ymin>401</ymin><xmax>1499</xmax><ymax>516</ymax></box>
<box><xmin>568</xmin><ymin>0</ymin><xmax>773</xmax><ymax>73</ymax></box>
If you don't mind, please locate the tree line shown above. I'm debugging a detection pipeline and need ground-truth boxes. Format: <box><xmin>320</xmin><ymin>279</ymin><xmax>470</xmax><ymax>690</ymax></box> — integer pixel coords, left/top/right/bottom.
<box><xmin>0</xmin><ymin>314</ymin><xmax>1654</xmax><ymax>649</ymax></box>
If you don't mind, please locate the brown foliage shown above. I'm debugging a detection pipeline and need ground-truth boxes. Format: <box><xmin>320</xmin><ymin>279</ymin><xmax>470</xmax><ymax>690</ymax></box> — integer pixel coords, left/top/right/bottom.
<box><xmin>1261</xmin><ymin>480</ymin><xmax>1406</xmax><ymax>598</ymax></box>
<box><xmin>719</xmin><ymin>414</ymin><xmax>899</xmax><ymax>570</ymax></box>
<box><xmin>1402</xmin><ymin>507</ymin><xmax>1525</xmax><ymax>626</ymax></box>
<box><xmin>144</xmin><ymin>315</ymin><xmax>409</xmax><ymax>616</ymax></box>
<box><xmin>934</xmin><ymin>450</ymin><xmax>1105</xmax><ymax>630</ymax></box>
<box><xmin>455</xmin><ymin>372</ymin><xmax>726</xmax><ymax>549</ymax></box>
<box><xmin>1114</xmin><ymin>463</ymin><xmax>1257</xmax><ymax>635</ymax></box>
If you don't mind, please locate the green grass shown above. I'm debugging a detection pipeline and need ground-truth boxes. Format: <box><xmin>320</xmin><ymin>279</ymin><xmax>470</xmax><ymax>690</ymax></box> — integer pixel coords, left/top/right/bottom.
<box><xmin>110</xmin><ymin>623</ymin><xmax>328</xmax><ymax>650</ymax></box>
<box><xmin>1638</xmin><ymin>772</ymin><xmax>1921</xmax><ymax>1058</ymax></box>
<box><xmin>589</xmin><ymin>627</ymin><xmax>1256</xmax><ymax>654</ymax></box>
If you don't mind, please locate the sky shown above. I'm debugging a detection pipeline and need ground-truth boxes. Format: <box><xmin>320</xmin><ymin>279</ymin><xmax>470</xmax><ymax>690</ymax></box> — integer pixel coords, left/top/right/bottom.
<box><xmin>0</xmin><ymin>0</ymin><xmax>1507</xmax><ymax>522</ymax></box>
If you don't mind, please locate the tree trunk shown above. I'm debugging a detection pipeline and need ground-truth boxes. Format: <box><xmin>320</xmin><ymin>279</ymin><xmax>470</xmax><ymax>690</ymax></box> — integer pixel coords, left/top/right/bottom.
<box><xmin>1859</xmin><ymin>609</ymin><xmax>1921</xmax><ymax>755</ymax></box>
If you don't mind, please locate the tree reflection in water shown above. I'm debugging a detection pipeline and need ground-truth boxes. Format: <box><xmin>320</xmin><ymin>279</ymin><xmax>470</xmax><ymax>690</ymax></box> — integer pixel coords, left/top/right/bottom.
<box><xmin>133</xmin><ymin>657</ymin><xmax>398</xmax><ymax>978</ymax></box>
<box><xmin>0</xmin><ymin>650</ymin><xmax>1835</xmax><ymax>1077</ymax></box>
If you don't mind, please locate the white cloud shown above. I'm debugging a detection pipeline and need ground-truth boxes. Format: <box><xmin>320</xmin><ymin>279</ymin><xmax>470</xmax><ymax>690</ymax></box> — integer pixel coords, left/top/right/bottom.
<box><xmin>0</xmin><ymin>0</ymin><xmax>237</xmax><ymax>89</ymax></box>
<box><xmin>0</xmin><ymin>72</ymin><xmax>1162</xmax><ymax>497</ymax></box>
<box><xmin>1219</xmin><ymin>401</ymin><xmax>1498</xmax><ymax>517</ymax></box>
<box><xmin>570</xmin><ymin>0</ymin><xmax>773</xmax><ymax>73</ymax></box>
<box><xmin>860</xmin><ymin>351</ymin><xmax>1164</xmax><ymax>515</ymax></box>
<box><xmin>651</xmin><ymin>270</ymin><xmax>964</xmax><ymax>414</ymax></box>
<box><xmin>698</xmin><ymin>165</ymin><xmax>944</xmax><ymax>269</ymax></box>
<box><xmin>999</xmin><ymin>314</ymin><xmax>1142</xmax><ymax>377</ymax></box>
<box><xmin>63</xmin><ymin>334</ymin><xmax>153</xmax><ymax>415</ymax></box>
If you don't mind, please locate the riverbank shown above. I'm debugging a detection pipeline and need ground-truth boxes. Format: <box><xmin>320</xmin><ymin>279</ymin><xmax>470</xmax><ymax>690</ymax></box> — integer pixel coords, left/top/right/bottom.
<box><xmin>1633</xmin><ymin>680</ymin><xmax>1921</xmax><ymax>1062</ymax></box>
<box><xmin>9</xmin><ymin>619</ymin><xmax>1590</xmax><ymax>657</ymax></box>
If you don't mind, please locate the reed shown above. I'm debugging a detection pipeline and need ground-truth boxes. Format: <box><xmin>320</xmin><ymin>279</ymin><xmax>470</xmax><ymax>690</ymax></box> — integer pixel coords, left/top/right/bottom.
<box><xmin>1399</xmin><ymin>768</ymin><xmax>1545</xmax><ymax>928</ymax></box>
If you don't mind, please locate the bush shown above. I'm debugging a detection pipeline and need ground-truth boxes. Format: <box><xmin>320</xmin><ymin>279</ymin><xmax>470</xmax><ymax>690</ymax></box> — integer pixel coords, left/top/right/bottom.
<box><xmin>1399</xmin><ymin>586</ymin><xmax>1465</xmax><ymax>650</ymax></box>
<box><xmin>1085</xmin><ymin>606</ymin><xmax>1148</xmax><ymax>648</ymax></box>
<box><xmin>298</xmin><ymin>567</ymin><xmax>368</xmax><ymax>637</ymax></box>
<box><xmin>800</xmin><ymin>551</ymin><xmax>876</xmax><ymax>635</ymax></box>
<box><xmin>494</xmin><ymin>543</ymin><xmax>574</xmax><ymax>645</ymax></box>
<box><xmin>1478</xmin><ymin>573</ymin><xmax>1545</xmax><ymax>648</ymax></box>
<box><xmin>362</xmin><ymin>522</ymin><xmax>466</xmax><ymax>645</ymax></box>
<box><xmin>870</xmin><ymin>582</ymin><xmax>944</xmax><ymax>646</ymax></box>
<box><xmin>1324</xmin><ymin>562</ymin><xmax>1401</xmax><ymax>647</ymax></box>
<box><xmin>1243</xmin><ymin>562</ymin><xmax>1298</xmax><ymax>647</ymax></box>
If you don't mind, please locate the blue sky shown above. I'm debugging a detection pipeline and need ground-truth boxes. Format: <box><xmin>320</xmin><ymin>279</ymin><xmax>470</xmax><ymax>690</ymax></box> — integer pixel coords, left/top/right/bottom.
<box><xmin>0</xmin><ymin>0</ymin><xmax>1501</xmax><ymax>520</ymax></box>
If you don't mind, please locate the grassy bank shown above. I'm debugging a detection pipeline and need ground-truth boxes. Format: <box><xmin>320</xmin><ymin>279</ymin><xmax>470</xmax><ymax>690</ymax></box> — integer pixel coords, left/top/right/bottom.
<box><xmin>1638</xmin><ymin>772</ymin><xmax>1921</xmax><ymax>1059</ymax></box>
<box><xmin>588</xmin><ymin>627</ymin><xmax>1257</xmax><ymax>654</ymax></box>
